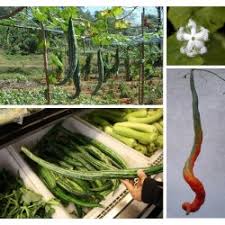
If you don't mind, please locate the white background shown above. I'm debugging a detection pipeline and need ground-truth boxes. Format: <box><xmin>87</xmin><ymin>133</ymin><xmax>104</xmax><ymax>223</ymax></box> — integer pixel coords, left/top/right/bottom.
<box><xmin>167</xmin><ymin>69</ymin><xmax>225</xmax><ymax>218</ymax></box>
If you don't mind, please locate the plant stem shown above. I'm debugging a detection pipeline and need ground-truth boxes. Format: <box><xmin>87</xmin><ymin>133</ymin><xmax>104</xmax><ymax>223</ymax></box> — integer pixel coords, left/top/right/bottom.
<box><xmin>40</xmin><ymin>22</ymin><xmax>51</xmax><ymax>104</ymax></box>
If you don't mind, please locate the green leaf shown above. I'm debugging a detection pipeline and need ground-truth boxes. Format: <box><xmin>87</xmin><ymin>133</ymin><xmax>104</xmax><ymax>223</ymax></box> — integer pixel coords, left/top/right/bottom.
<box><xmin>168</xmin><ymin>7</ymin><xmax>225</xmax><ymax>33</ymax></box>
<box><xmin>115</xmin><ymin>20</ymin><xmax>129</xmax><ymax>29</ymax></box>
<box><xmin>111</xmin><ymin>7</ymin><xmax>124</xmax><ymax>17</ymax></box>
<box><xmin>32</xmin><ymin>8</ymin><xmax>48</xmax><ymax>22</ymax></box>
<box><xmin>48</xmin><ymin>73</ymin><xmax>58</xmax><ymax>84</ymax></box>
<box><xmin>21</xmin><ymin>188</ymin><xmax>42</xmax><ymax>204</ymax></box>
<box><xmin>60</xmin><ymin>7</ymin><xmax>79</xmax><ymax>20</ymax></box>
<box><xmin>50</xmin><ymin>54</ymin><xmax>63</xmax><ymax>69</ymax></box>
<box><xmin>99</xmin><ymin>10</ymin><xmax>110</xmax><ymax>17</ymax></box>
<box><xmin>168</xmin><ymin>7</ymin><xmax>202</xmax><ymax>30</ymax></box>
<box><xmin>193</xmin><ymin>7</ymin><xmax>225</xmax><ymax>32</ymax></box>
<box><xmin>203</xmin><ymin>33</ymin><xmax>225</xmax><ymax>65</ymax></box>
<box><xmin>167</xmin><ymin>33</ymin><xmax>204</xmax><ymax>65</ymax></box>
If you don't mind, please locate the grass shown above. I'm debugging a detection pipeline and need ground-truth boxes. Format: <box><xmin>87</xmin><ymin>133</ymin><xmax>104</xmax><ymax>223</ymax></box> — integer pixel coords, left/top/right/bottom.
<box><xmin>0</xmin><ymin>68</ymin><xmax>44</xmax><ymax>82</ymax></box>
<box><xmin>0</xmin><ymin>49</ymin><xmax>43</xmax><ymax>66</ymax></box>
<box><xmin>0</xmin><ymin>49</ymin><xmax>44</xmax><ymax>82</ymax></box>
<box><xmin>0</xmin><ymin>48</ymin><xmax>163</xmax><ymax>105</ymax></box>
<box><xmin>144</xmin><ymin>82</ymin><xmax>163</xmax><ymax>104</ymax></box>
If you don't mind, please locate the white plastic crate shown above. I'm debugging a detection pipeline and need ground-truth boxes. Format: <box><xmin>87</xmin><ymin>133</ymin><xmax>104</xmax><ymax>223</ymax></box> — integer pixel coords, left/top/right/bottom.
<box><xmin>7</xmin><ymin>115</ymin><xmax>162</xmax><ymax>218</ymax></box>
<box><xmin>72</xmin><ymin>115</ymin><xmax>163</xmax><ymax>167</ymax></box>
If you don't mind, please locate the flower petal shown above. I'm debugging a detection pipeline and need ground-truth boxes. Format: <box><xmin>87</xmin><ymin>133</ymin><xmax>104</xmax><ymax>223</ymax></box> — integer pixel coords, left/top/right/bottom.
<box><xmin>180</xmin><ymin>46</ymin><xmax>186</xmax><ymax>54</ymax></box>
<box><xmin>186</xmin><ymin>40</ymin><xmax>195</xmax><ymax>52</ymax></box>
<box><xmin>176</xmin><ymin>27</ymin><xmax>185</xmax><ymax>40</ymax></box>
<box><xmin>182</xmin><ymin>33</ymin><xmax>192</xmax><ymax>41</ymax></box>
<box><xmin>177</xmin><ymin>18</ymin><xmax>209</xmax><ymax>57</ymax></box>
<box><xmin>195</xmin><ymin>28</ymin><xmax>209</xmax><ymax>41</ymax></box>
<box><xmin>193</xmin><ymin>40</ymin><xmax>204</xmax><ymax>49</ymax></box>
<box><xmin>187</xmin><ymin>19</ymin><xmax>197</xmax><ymax>36</ymax></box>
<box><xmin>187</xmin><ymin>19</ymin><xmax>196</xmax><ymax>28</ymax></box>
<box><xmin>199</xmin><ymin>46</ymin><xmax>207</xmax><ymax>55</ymax></box>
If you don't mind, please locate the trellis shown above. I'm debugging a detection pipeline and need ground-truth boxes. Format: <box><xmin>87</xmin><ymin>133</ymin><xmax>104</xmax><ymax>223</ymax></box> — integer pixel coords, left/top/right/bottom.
<box><xmin>0</xmin><ymin>6</ymin><xmax>162</xmax><ymax>104</ymax></box>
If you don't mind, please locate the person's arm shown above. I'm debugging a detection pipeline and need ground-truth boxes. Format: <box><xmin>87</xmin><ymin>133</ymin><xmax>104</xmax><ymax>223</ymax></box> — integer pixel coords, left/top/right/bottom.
<box><xmin>122</xmin><ymin>170</ymin><xmax>163</xmax><ymax>207</ymax></box>
<box><xmin>142</xmin><ymin>177</ymin><xmax>163</xmax><ymax>207</ymax></box>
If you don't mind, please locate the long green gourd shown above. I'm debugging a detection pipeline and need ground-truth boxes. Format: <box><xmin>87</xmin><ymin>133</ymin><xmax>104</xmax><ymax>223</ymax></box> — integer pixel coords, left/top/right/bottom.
<box><xmin>59</xmin><ymin>17</ymin><xmax>77</xmax><ymax>85</ymax></box>
<box><xmin>104</xmin><ymin>126</ymin><xmax>137</xmax><ymax>148</ymax></box>
<box><xmin>182</xmin><ymin>70</ymin><xmax>205</xmax><ymax>214</ymax></box>
<box><xmin>38</xmin><ymin>165</ymin><xmax>101</xmax><ymax>208</ymax></box>
<box><xmin>72</xmin><ymin>59</ymin><xmax>81</xmax><ymax>98</ymax></box>
<box><xmin>103</xmin><ymin>52</ymin><xmax>111</xmax><ymax>82</ymax></box>
<box><xmin>114</xmin><ymin>122</ymin><xmax>158</xmax><ymax>133</ymax></box>
<box><xmin>92</xmin><ymin>48</ymin><xmax>104</xmax><ymax>95</ymax></box>
<box><xmin>59</xmin><ymin>17</ymin><xmax>81</xmax><ymax>98</ymax></box>
<box><xmin>73</xmin><ymin>133</ymin><xmax>128</xmax><ymax>169</ymax></box>
<box><xmin>113</xmin><ymin>125</ymin><xmax>158</xmax><ymax>145</ymax></box>
<box><xmin>83</xmin><ymin>53</ymin><xmax>93</xmax><ymax>81</ymax></box>
<box><xmin>21</xmin><ymin>146</ymin><xmax>163</xmax><ymax>180</ymax></box>
<box><xmin>110</xmin><ymin>47</ymin><xmax>120</xmax><ymax>75</ymax></box>
<box><xmin>128</xmin><ymin>109</ymin><xmax>163</xmax><ymax>124</ymax></box>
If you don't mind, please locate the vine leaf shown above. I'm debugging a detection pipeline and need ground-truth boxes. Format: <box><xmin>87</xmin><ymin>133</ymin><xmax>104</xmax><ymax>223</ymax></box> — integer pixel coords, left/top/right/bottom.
<box><xmin>203</xmin><ymin>33</ymin><xmax>225</xmax><ymax>65</ymax></box>
<box><xmin>193</xmin><ymin>7</ymin><xmax>225</xmax><ymax>32</ymax></box>
<box><xmin>115</xmin><ymin>20</ymin><xmax>129</xmax><ymax>29</ymax></box>
<box><xmin>168</xmin><ymin>7</ymin><xmax>225</xmax><ymax>33</ymax></box>
<box><xmin>111</xmin><ymin>7</ymin><xmax>124</xmax><ymax>17</ymax></box>
<box><xmin>168</xmin><ymin>7</ymin><xmax>202</xmax><ymax>30</ymax></box>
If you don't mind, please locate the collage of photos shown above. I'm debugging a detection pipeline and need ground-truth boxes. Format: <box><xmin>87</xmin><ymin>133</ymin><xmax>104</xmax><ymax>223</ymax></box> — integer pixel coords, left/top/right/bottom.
<box><xmin>0</xmin><ymin>4</ymin><xmax>225</xmax><ymax>224</ymax></box>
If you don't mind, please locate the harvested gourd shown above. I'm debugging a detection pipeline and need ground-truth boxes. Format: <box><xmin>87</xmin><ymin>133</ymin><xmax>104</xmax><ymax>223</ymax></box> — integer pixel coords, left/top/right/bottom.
<box><xmin>21</xmin><ymin>123</ymin><xmax>162</xmax><ymax>218</ymax></box>
<box><xmin>83</xmin><ymin>109</ymin><xmax>163</xmax><ymax>157</ymax></box>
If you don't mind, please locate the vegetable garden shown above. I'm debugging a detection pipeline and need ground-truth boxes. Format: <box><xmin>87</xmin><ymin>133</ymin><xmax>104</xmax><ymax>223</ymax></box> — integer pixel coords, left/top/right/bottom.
<box><xmin>0</xmin><ymin>7</ymin><xmax>163</xmax><ymax>105</ymax></box>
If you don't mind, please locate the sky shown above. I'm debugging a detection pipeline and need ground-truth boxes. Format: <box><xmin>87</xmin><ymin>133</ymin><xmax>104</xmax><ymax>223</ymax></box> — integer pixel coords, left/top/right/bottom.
<box><xmin>85</xmin><ymin>7</ymin><xmax>159</xmax><ymax>25</ymax></box>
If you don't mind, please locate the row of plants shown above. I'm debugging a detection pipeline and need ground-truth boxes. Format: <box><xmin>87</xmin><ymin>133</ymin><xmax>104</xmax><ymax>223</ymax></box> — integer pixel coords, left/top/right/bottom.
<box><xmin>0</xmin><ymin>7</ymin><xmax>163</xmax><ymax>104</ymax></box>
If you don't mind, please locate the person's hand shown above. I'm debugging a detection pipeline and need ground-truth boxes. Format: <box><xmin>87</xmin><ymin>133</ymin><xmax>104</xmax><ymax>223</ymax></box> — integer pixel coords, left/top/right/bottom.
<box><xmin>121</xmin><ymin>169</ymin><xmax>147</xmax><ymax>201</ymax></box>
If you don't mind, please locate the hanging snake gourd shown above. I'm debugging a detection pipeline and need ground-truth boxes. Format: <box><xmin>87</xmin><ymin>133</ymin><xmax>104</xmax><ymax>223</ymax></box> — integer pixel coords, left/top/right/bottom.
<box><xmin>182</xmin><ymin>70</ymin><xmax>206</xmax><ymax>214</ymax></box>
<box><xmin>92</xmin><ymin>48</ymin><xmax>104</xmax><ymax>95</ymax></box>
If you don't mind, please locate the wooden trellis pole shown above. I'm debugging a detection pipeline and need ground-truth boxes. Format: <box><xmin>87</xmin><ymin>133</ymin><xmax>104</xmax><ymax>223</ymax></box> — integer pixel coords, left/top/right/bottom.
<box><xmin>125</xmin><ymin>46</ymin><xmax>131</xmax><ymax>81</ymax></box>
<box><xmin>139</xmin><ymin>7</ymin><xmax>145</xmax><ymax>104</ymax></box>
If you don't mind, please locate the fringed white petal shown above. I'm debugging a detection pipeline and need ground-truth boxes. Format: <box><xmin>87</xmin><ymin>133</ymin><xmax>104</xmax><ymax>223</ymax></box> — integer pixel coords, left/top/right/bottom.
<box><xmin>176</xmin><ymin>27</ymin><xmax>184</xmax><ymax>40</ymax></box>
<box><xmin>193</xmin><ymin>40</ymin><xmax>204</xmax><ymax>49</ymax></box>
<box><xmin>182</xmin><ymin>33</ymin><xmax>192</xmax><ymax>41</ymax></box>
<box><xmin>186</xmin><ymin>40</ymin><xmax>195</xmax><ymax>52</ymax></box>
<box><xmin>199</xmin><ymin>46</ymin><xmax>207</xmax><ymax>55</ymax></box>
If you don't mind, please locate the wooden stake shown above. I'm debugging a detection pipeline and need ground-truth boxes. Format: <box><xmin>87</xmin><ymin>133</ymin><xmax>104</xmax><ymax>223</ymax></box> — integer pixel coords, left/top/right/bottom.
<box><xmin>139</xmin><ymin>7</ymin><xmax>145</xmax><ymax>104</ymax></box>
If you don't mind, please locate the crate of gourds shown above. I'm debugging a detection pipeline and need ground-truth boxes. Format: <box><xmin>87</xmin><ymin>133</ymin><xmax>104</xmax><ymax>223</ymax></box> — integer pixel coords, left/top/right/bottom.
<box><xmin>82</xmin><ymin>109</ymin><xmax>163</xmax><ymax>157</ymax></box>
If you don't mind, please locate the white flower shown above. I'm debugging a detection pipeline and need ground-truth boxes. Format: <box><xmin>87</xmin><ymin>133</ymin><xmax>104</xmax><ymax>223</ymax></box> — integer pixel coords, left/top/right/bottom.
<box><xmin>176</xmin><ymin>19</ymin><xmax>209</xmax><ymax>57</ymax></box>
